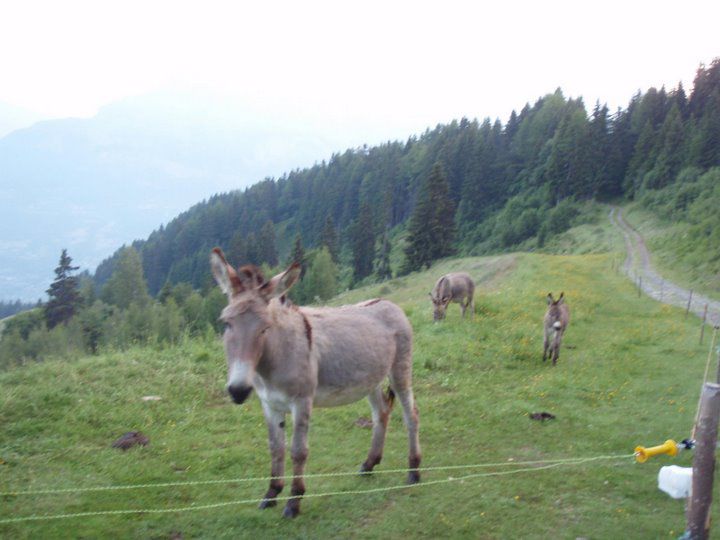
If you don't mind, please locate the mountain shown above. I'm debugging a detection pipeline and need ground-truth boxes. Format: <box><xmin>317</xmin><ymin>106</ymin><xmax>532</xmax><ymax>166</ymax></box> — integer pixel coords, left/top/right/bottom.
<box><xmin>0</xmin><ymin>91</ymin><xmax>373</xmax><ymax>301</ymax></box>
<box><xmin>0</xmin><ymin>101</ymin><xmax>43</xmax><ymax>138</ymax></box>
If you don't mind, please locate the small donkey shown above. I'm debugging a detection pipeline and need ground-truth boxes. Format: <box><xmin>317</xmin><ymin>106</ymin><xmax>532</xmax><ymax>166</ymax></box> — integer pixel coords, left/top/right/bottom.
<box><xmin>543</xmin><ymin>292</ymin><xmax>570</xmax><ymax>366</ymax></box>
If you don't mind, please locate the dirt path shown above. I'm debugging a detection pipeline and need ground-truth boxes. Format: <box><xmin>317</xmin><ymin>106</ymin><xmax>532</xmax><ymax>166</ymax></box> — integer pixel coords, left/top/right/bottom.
<box><xmin>610</xmin><ymin>207</ymin><xmax>720</xmax><ymax>327</ymax></box>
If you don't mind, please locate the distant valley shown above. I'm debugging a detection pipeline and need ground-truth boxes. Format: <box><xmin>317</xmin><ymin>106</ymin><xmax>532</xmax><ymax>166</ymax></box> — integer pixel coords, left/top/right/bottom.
<box><xmin>0</xmin><ymin>92</ymin><xmax>376</xmax><ymax>301</ymax></box>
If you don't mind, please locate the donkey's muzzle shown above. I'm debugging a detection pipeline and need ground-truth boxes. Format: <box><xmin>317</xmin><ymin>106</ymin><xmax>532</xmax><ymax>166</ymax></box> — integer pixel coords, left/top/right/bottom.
<box><xmin>227</xmin><ymin>384</ymin><xmax>253</xmax><ymax>404</ymax></box>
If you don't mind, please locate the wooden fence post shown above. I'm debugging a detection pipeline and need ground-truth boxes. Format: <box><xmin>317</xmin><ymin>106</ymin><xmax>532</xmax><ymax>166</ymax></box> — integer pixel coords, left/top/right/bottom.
<box><xmin>700</xmin><ymin>304</ymin><xmax>708</xmax><ymax>345</ymax></box>
<box><xmin>686</xmin><ymin>290</ymin><xmax>694</xmax><ymax>319</ymax></box>
<box><xmin>686</xmin><ymin>382</ymin><xmax>720</xmax><ymax>540</ymax></box>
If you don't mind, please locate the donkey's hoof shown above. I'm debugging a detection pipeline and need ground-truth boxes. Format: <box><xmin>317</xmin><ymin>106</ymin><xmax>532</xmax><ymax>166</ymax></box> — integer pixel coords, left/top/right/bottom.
<box><xmin>407</xmin><ymin>471</ymin><xmax>421</xmax><ymax>485</ymax></box>
<box><xmin>282</xmin><ymin>505</ymin><xmax>300</xmax><ymax>519</ymax></box>
<box><xmin>258</xmin><ymin>498</ymin><xmax>277</xmax><ymax>509</ymax></box>
<box><xmin>359</xmin><ymin>462</ymin><xmax>375</xmax><ymax>476</ymax></box>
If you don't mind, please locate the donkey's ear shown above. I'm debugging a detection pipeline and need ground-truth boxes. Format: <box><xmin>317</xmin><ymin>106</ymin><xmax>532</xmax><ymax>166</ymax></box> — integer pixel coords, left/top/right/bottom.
<box><xmin>210</xmin><ymin>248</ymin><xmax>241</xmax><ymax>298</ymax></box>
<box><xmin>260</xmin><ymin>263</ymin><xmax>301</xmax><ymax>300</ymax></box>
<box><xmin>547</xmin><ymin>293</ymin><xmax>554</xmax><ymax>305</ymax></box>
<box><xmin>557</xmin><ymin>292</ymin><xmax>565</xmax><ymax>304</ymax></box>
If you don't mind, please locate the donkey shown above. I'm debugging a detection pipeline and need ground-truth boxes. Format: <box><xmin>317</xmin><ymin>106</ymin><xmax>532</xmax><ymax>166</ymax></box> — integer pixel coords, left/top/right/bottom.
<box><xmin>543</xmin><ymin>292</ymin><xmax>570</xmax><ymax>366</ymax></box>
<box><xmin>210</xmin><ymin>248</ymin><xmax>421</xmax><ymax>518</ymax></box>
<box><xmin>429</xmin><ymin>272</ymin><xmax>475</xmax><ymax>321</ymax></box>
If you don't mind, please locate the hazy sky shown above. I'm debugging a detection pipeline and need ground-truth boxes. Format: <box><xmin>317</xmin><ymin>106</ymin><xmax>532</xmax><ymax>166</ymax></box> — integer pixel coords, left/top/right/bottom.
<box><xmin>1</xmin><ymin>0</ymin><xmax>718</xmax><ymax>138</ymax></box>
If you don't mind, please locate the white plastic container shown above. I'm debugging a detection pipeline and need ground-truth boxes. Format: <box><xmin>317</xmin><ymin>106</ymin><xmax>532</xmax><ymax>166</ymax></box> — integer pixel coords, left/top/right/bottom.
<box><xmin>658</xmin><ymin>465</ymin><xmax>693</xmax><ymax>499</ymax></box>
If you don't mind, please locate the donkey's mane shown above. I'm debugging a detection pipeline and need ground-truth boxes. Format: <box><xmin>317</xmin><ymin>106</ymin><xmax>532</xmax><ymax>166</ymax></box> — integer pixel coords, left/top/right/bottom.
<box><xmin>237</xmin><ymin>264</ymin><xmax>266</xmax><ymax>287</ymax></box>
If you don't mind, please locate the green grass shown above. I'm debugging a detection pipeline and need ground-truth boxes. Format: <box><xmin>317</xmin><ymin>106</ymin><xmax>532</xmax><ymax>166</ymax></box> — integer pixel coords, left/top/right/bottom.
<box><xmin>1</xmin><ymin>245</ymin><xmax>715</xmax><ymax>538</ymax></box>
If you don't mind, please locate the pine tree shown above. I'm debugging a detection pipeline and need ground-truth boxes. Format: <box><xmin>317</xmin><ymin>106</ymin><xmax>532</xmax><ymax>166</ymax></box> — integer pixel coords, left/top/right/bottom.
<box><xmin>671</xmin><ymin>81</ymin><xmax>688</xmax><ymax>119</ymax></box>
<box><xmin>374</xmin><ymin>232</ymin><xmax>392</xmax><ymax>280</ymax></box>
<box><xmin>320</xmin><ymin>215</ymin><xmax>339</xmax><ymax>262</ymax></box>
<box><xmin>588</xmin><ymin>102</ymin><xmax>611</xmax><ymax>198</ymax></box>
<box><xmin>351</xmin><ymin>201</ymin><xmax>376</xmax><ymax>282</ymax></box>
<box><xmin>227</xmin><ymin>230</ymin><xmax>248</xmax><ymax>266</ymax></box>
<box><xmin>624</xmin><ymin>120</ymin><xmax>656</xmax><ymax>197</ymax></box>
<box><xmin>257</xmin><ymin>220</ymin><xmax>278</xmax><ymax>266</ymax></box>
<box><xmin>603</xmin><ymin>106</ymin><xmax>634</xmax><ymax>199</ymax></box>
<box><xmin>689</xmin><ymin>89</ymin><xmax>720</xmax><ymax>169</ymax></box>
<box><xmin>245</xmin><ymin>233</ymin><xmax>260</xmax><ymax>265</ymax></box>
<box><xmin>688</xmin><ymin>58</ymin><xmax>720</xmax><ymax>118</ymax></box>
<box><xmin>646</xmin><ymin>104</ymin><xmax>686</xmax><ymax>189</ymax></box>
<box><xmin>44</xmin><ymin>249</ymin><xmax>82</xmax><ymax>329</ymax></box>
<box><xmin>457</xmin><ymin>126</ymin><xmax>490</xmax><ymax>229</ymax></box>
<box><xmin>544</xmin><ymin>106</ymin><xmax>592</xmax><ymax>201</ymax></box>
<box><xmin>402</xmin><ymin>162</ymin><xmax>456</xmax><ymax>273</ymax></box>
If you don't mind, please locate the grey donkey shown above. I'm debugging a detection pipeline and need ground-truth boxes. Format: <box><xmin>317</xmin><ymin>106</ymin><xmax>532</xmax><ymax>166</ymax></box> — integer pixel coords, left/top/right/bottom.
<box><xmin>210</xmin><ymin>248</ymin><xmax>421</xmax><ymax>518</ymax></box>
<box><xmin>543</xmin><ymin>292</ymin><xmax>570</xmax><ymax>365</ymax></box>
<box><xmin>429</xmin><ymin>272</ymin><xmax>475</xmax><ymax>321</ymax></box>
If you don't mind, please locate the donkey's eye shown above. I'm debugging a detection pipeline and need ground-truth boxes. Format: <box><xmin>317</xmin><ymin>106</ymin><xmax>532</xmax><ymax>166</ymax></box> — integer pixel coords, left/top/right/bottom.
<box><xmin>223</xmin><ymin>321</ymin><xmax>231</xmax><ymax>331</ymax></box>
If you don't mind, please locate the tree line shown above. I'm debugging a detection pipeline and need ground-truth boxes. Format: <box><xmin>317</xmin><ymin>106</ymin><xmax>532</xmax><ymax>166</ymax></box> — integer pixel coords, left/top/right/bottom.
<box><xmin>91</xmin><ymin>59</ymin><xmax>720</xmax><ymax>295</ymax></box>
<box><xmin>0</xmin><ymin>247</ymin><xmax>227</xmax><ymax>368</ymax></box>
<box><xmin>0</xmin><ymin>241</ymin><xmax>342</xmax><ymax>368</ymax></box>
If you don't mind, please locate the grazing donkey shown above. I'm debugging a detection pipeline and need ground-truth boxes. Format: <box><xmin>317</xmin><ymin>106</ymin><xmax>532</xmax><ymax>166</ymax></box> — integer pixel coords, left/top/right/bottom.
<box><xmin>543</xmin><ymin>292</ymin><xmax>570</xmax><ymax>366</ymax></box>
<box><xmin>210</xmin><ymin>248</ymin><xmax>421</xmax><ymax>518</ymax></box>
<box><xmin>429</xmin><ymin>272</ymin><xmax>475</xmax><ymax>321</ymax></box>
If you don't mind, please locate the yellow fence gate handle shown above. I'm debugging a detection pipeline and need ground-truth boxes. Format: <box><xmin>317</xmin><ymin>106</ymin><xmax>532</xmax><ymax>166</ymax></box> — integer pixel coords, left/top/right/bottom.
<box><xmin>634</xmin><ymin>439</ymin><xmax>679</xmax><ymax>463</ymax></box>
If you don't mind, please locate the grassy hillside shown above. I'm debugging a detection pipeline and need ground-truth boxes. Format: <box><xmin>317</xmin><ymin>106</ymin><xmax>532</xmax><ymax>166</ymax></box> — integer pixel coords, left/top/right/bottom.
<box><xmin>1</xmin><ymin>242</ymin><xmax>715</xmax><ymax>538</ymax></box>
<box><xmin>540</xmin><ymin>206</ymin><xmax>626</xmax><ymax>257</ymax></box>
<box><xmin>624</xmin><ymin>204</ymin><xmax>720</xmax><ymax>298</ymax></box>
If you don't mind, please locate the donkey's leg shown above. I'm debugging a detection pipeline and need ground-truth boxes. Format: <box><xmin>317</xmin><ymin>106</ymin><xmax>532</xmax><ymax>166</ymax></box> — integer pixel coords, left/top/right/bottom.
<box><xmin>393</xmin><ymin>385</ymin><xmax>421</xmax><ymax>484</ymax></box>
<box><xmin>542</xmin><ymin>332</ymin><xmax>549</xmax><ymax>361</ymax></box>
<box><xmin>552</xmin><ymin>334</ymin><xmax>562</xmax><ymax>366</ymax></box>
<box><xmin>259</xmin><ymin>403</ymin><xmax>285</xmax><ymax>509</ymax></box>
<box><xmin>360</xmin><ymin>385</ymin><xmax>394</xmax><ymax>474</ymax></box>
<box><xmin>390</xmin><ymin>329</ymin><xmax>421</xmax><ymax>484</ymax></box>
<box><xmin>283</xmin><ymin>398</ymin><xmax>312</xmax><ymax>519</ymax></box>
<box><xmin>390</xmin><ymin>367</ymin><xmax>421</xmax><ymax>484</ymax></box>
